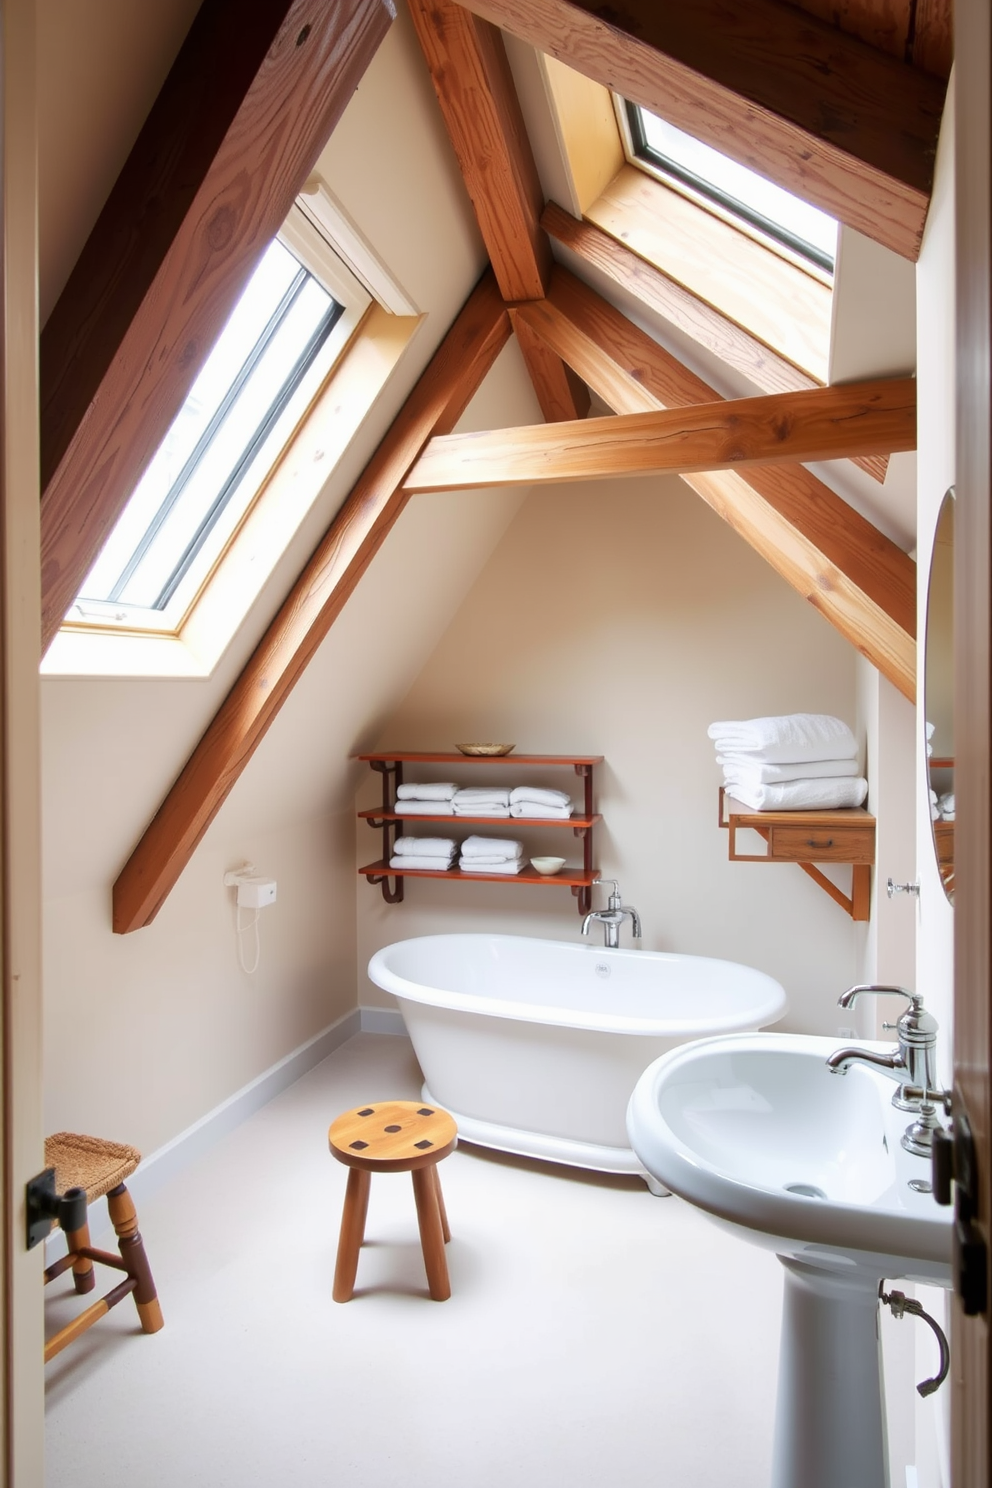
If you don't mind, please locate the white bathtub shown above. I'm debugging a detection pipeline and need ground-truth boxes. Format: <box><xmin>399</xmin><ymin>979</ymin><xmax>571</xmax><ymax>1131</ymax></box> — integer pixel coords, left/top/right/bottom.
<box><xmin>367</xmin><ymin>934</ymin><xmax>788</xmax><ymax>1187</ymax></box>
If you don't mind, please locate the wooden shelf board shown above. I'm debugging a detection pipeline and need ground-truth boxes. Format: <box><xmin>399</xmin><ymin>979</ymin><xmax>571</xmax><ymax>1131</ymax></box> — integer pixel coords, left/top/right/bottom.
<box><xmin>358</xmin><ymin>860</ymin><xmax>598</xmax><ymax>887</ymax></box>
<box><xmin>358</xmin><ymin>810</ymin><xmax>600</xmax><ymax>828</ymax></box>
<box><xmin>720</xmin><ymin>792</ymin><xmax>876</xmax><ymax>829</ymax></box>
<box><xmin>357</xmin><ymin>751</ymin><xmax>603</xmax><ymax>765</ymax></box>
<box><xmin>930</xmin><ymin>756</ymin><xmax>955</xmax><ymax>770</ymax></box>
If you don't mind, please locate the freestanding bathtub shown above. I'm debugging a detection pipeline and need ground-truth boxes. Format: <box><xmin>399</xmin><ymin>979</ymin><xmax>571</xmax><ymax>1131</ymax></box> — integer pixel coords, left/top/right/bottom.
<box><xmin>367</xmin><ymin>934</ymin><xmax>788</xmax><ymax>1189</ymax></box>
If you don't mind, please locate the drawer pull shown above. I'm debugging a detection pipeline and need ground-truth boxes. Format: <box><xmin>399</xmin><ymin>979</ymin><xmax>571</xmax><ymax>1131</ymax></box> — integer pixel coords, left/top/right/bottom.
<box><xmin>806</xmin><ymin>838</ymin><xmax>834</xmax><ymax>849</ymax></box>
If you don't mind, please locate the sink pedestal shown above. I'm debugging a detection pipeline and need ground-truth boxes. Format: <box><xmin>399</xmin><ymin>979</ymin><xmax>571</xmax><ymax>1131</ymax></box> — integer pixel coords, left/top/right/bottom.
<box><xmin>773</xmin><ymin>1259</ymin><xmax>887</xmax><ymax>1488</ymax></box>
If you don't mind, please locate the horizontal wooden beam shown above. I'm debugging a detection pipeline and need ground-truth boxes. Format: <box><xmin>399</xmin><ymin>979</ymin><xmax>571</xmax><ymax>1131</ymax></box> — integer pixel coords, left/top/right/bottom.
<box><xmin>407</xmin><ymin>0</ymin><xmax>549</xmax><ymax>300</ymax></box>
<box><xmin>405</xmin><ymin>378</ymin><xmax>916</xmax><ymax>492</ymax></box>
<box><xmin>460</xmin><ymin>0</ymin><xmax>945</xmax><ymax>259</ymax></box>
<box><xmin>112</xmin><ymin>273</ymin><xmax>510</xmax><ymax>933</ymax></box>
<box><xmin>40</xmin><ymin>0</ymin><xmax>393</xmax><ymax>654</ymax></box>
<box><xmin>514</xmin><ymin>268</ymin><xmax>915</xmax><ymax>698</ymax></box>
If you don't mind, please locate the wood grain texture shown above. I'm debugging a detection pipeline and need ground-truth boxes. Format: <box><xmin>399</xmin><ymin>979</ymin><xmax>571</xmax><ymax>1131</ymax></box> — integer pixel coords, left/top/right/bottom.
<box><xmin>111</xmin><ymin>273</ymin><xmax>509</xmax><ymax>934</ymax></box>
<box><xmin>406</xmin><ymin>0</ymin><xmax>549</xmax><ymax>300</ymax></box>
<box><xmin>40</xmin><ymin>0</ymin><xmax>394</xmax><ymax>653</ymax></box>
<box><xmin>510</xmin><ymin>308</ymin><xmax>590</xmax><ymax>421</ymax></box>
<box><xmin>515</xmin><ymin>269</ymin><xmax>915</xmax><ymax>695</ymax></box>
<box><xmin>911</xmin><ymin>0</ymin><xmax>953</xmax><ymax>77</ymax></box>
<box><xmin>405</xmin><ymin>378</ymin><xmax>917</xmax><ymax>491</ymax></box>
<box><xmin>784</xmin><ymin>0</ymin><xmax>911</xmax><ymax>61</ymax></box>
<box><xmin>542</xmin><ymin>203</ymin><xmax>820</xmax><ymax>399</ymax></box>
<box><xmin>459</xmin><ymin>0</ymin><xmax>946</xmax><ymax>258</ymax></box>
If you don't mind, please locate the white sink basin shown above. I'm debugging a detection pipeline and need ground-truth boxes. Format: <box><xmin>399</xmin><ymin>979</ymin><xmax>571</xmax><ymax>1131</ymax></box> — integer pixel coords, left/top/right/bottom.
<box><xmin>627</xmin><ymin>1030</ymin><xmax>952</xmax><ymax>1282</ymax></box>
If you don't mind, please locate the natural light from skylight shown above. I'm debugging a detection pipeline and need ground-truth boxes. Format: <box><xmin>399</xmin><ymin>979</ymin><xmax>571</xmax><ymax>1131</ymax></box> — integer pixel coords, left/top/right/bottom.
<box><xmin>629</xmin><ymin>106</ymin><xmax>838</xmax><ymax>273</ymax></box>
<box><xmin>74</xmin><ymin>238</ymin><xmax>343</xmax><ymax>623</ymax></box>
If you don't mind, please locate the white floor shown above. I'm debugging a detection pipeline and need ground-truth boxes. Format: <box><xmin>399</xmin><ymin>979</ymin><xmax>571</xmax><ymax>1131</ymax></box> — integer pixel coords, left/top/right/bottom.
<box><xmin>45</xmin><ymin>1033</ymin><xmax>784</xmax><ymax>1488</ymax></box>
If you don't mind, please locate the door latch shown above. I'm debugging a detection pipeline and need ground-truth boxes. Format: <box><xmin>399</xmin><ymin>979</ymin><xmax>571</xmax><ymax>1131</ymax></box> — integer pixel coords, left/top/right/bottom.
<box><xmin>932</xmin><ymin>1106</ymin><xmax>988</xmax><ymax>1316</ymax></box>
<box><xmin>24</xmin><ymin>1168</ymin><xmax>87</xmax><ymax>1251</ymax></box>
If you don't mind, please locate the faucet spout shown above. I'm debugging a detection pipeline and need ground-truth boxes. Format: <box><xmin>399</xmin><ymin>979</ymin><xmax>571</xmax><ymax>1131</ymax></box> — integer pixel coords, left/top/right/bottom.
<box><xmin>826</xmin><ymin>1046</ymin><xmax>904</xmax><ymax>1076</ymax></box>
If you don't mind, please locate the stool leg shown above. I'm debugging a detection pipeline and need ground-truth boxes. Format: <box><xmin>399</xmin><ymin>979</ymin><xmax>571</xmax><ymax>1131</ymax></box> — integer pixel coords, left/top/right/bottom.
<box><xmin>107</xmin><ymin>1183</ymin><xmax>164</xmax><ymax>1334</ymax></box>
<box><xmin>430</xmin><ymin>1163</ymin><xmax>451</xmax><ymax>1244</ymax></box>
<box><xmin>66</xmin><ymin>1215</ymin><xmax>95</xmax><ymax>1294</ymax></box>
<box><xmin>333</xmin><ymin>1168</ymin><xmax>370</xmax><ymax>1303</ymax></box>
<box><xmin>412</xmin><ymin>1165</ymin><xmax>450</xmax><ymax>1301</ymax></box>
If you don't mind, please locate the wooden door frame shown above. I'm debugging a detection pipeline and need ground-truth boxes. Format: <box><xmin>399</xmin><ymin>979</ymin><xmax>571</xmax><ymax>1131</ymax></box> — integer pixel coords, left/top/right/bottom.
<box><xmin>953</xmin><ymin>0</ymin><xmax>992</xmax><ymax>1478</ymax></box>
<box><xmin>0</xmin><ymin>0</ymin><xmax>45</xmax><ymax>1479</ymax></box>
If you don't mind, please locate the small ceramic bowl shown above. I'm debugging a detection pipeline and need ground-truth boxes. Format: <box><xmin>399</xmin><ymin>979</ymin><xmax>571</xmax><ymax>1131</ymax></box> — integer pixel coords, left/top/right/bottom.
<box><xmin>455</xmin><ymin>743</ymin><xmax>515</xmax><ymax>756</ymax></box>
<box><xmin>530</xmin><ymin>856</ymin><xmax>566</xmax><ymax>875</ymax></box>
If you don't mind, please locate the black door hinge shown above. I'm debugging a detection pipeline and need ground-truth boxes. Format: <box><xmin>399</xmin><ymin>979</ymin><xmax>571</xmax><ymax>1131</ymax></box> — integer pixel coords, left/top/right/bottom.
<box><xmin>25</xmin><ymin>1168</ymin><xmax>87</xmax><ymax>1251</ymax></box>
<box><xmin>932</xmin><ymin>1108</ymin><xmax>988</xmax><ymax>1316</ymax></box>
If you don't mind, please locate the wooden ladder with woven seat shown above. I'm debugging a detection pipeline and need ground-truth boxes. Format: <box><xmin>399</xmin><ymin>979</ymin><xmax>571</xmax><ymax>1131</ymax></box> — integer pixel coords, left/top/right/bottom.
<box><xmin>43</xmin><ymin>1132</ymin><xmax>163</xmax><ymax>1362</ymax></box>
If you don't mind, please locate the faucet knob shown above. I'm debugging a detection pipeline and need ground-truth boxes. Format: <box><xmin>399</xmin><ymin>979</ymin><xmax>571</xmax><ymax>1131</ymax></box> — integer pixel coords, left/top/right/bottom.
<box><xmin>593</xmin><ymin>877</ymin><xmax>622</xmax><ymax>909</ymax></box>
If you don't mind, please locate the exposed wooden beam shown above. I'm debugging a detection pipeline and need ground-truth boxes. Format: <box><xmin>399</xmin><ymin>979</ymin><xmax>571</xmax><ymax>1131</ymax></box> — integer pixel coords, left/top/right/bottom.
<box><xmin>40</xmin><ymin>0</ymin><xmax>393</xmax><ymax>655</ymax></box>
<box><xmin>513</xmin><ymin>269</ymin><xmax>915</xmax><ymax>698</ymax></box>
<box><xmin>543</xmin><ymin>202</ymin><xmax>890</xmax><ymax>483</ymax></box>
<box><xmin>112</xmin><ymin>273</ymin><xmax>510</xmax><ymax>934</ymax></box>
<box><xmin>405</xmin><ymin>378</ymin><xmax>916</xmax><ymax>492</ymax></box>
<box><xmin>406</xmin><ymin>0</ymin><xmax>548</xmax><ymax>300</ymax></box>
<box><xmin>509</xmin><ymin>307</ymin><xmax>590</xmax><ymax>421</ymax></box>
<box><xmin>459</xmin><ymin>0</ymin><xmax>945</xmax><ymax>260</ymax></box>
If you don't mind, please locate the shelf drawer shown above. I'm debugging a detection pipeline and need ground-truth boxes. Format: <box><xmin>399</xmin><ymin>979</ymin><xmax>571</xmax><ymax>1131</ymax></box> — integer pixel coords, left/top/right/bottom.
<box><xmin>768</xmin><ymin>825</ymin><xmax>875</xmax><ymax>864</ymax></box>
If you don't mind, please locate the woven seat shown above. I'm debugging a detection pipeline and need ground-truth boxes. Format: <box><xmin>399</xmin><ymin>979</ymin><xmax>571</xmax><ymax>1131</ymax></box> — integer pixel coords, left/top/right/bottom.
<box><xmin>43</xmin><ymin>1131</ymin><xmax>162</xmax><ymax>1362</ymax></box>
<box><xmin>328</xmin><ymin>1101</ymin><xmax>457</xmax><ymax>1301</ymax></box>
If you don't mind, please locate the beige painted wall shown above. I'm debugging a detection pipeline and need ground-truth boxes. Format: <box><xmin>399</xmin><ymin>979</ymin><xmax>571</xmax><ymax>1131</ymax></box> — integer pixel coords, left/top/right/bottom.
<box><xmin>358</xmin><ymin>474</ymin><xmax>864</xmax><ymax>1034</ymax></box>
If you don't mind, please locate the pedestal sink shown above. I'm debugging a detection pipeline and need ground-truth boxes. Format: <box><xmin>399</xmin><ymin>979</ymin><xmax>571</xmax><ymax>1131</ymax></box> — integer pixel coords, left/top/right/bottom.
<box><xmin>626</xmin><ymin>1032</ymin><xmax>953</xmax><ymax>1488</ymax></box>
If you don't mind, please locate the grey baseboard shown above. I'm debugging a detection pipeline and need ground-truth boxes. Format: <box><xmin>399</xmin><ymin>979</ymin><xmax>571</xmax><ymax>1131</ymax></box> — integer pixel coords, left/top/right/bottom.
<box><xmin>359</xmin><ymin>1005</ymin><xmax>407</xmax><ymax>1035</ymax></box>
<box><xmin>47</xmin><ymin>1006</ymin><xmax>369</xmax><ymax>1260</ymax></box>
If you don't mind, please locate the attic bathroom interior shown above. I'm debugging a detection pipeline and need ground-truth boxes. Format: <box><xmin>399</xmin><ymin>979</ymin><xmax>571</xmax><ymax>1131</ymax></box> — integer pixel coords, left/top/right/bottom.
<box><xmin>5</xmin><ymin>0</ymin><xmax>986</xmax><ymax>1483</ymax></box>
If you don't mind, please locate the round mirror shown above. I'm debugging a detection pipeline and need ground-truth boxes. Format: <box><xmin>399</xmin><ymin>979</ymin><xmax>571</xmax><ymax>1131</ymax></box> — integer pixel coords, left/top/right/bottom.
<box><xmin>925</xmin><ymin>489</ymin><xmax>954</xmax><ymax>900</ymax></box>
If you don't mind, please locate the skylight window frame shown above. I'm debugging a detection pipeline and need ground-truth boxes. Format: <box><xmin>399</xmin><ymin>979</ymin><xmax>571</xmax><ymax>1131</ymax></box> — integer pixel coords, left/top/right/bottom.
<box><xmin>64</xmin><ymin>207</ymin><xmax>373</xmax><ymax>641</ymax></box>
<box><xmin>618</xmin><ymin>99</ymin><xmax>835</xmax><ymax>283</ymax></box>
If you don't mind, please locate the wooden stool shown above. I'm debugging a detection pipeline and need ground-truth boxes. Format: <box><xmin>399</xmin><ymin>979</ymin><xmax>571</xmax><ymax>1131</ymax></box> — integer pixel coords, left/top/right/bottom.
<box><xmin>43</xmin><ymin>1132</ymin><xmax>163</xmax><ymax>1362</ymax></box>
<box><xmin>328</xmin><ymin>1101</ymin><xmax>457</xmax><ymax>1302</ymax></box>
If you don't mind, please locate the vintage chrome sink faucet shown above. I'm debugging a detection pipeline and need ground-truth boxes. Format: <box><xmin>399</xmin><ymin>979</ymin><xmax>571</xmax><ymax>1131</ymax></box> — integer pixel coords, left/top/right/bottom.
<box><xmin>581</xmin><ymin>878</ymin><xmax>641</xmax><ymax>948</ymax></box>
<box><xmin>826</xmin><ymin>984</ymin><xmax>947</xmax><ymax>1155</ymax></box>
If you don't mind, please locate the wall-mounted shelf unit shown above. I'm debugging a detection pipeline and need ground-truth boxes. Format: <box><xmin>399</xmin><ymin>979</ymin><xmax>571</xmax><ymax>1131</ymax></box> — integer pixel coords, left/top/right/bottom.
<box><xmin>357</xmin><ymin>752</ymin><xmax>602</xmax><ymax>913</ymax></box>
<box><xmin>719</xmin><ymin>788</ymin><xmax>875</xmax><ymax>921</ymax></box>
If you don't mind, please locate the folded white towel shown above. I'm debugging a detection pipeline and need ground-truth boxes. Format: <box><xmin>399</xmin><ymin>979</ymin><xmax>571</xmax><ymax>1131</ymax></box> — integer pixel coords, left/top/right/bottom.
<box><xmin>939</xmin><ymin>792</ymin><xmax>955</xmax><ymax>817</ymax></box>
<box><xmin>389</xmin><ymin>854</ymin><xmax>454</xmax><ymax>870</ymax></box>
<box><xmin>395</xmin><ymin>800</ymin><xmax>454</xmax><ymax>815</ymax></box>
<box><xmin>459</xmin><ymin>857</ymin><xmax>524</xmax><ymax>875</ymax></box>
<box><xmin>392</xmin><ymin>837</ymin><xmax>456</xmax><ymax>858</ymax></box>
<box><xmin>453</xmin><ymin>802</ymin><xmax>510</xmax><ymax>817</ymax></box>
<box><xmin>708</xmin><ymin>714</ymin><xmax>857</xmax><ymax>764</ymax></box>
<box><xmin>460</xmin><ymin>835</ymin><xmax>524</xmax><ymax>861</ymax></box>
<box><xmin>510</xmin><ymin>801</ymin><xmax>573</xmax><ymax>819</ymax></box>
<box><xmin>717</xmin><ymin>755</ymin><xmax>859</xmax><ymax>785</ymax></box>
<box><xmin>727</xmin><ymin>776</ymin><xmax>868</xmax><ymax>812</ymax></box>
<box><xmin>453</xmin><ymin>787</ymin><xmax>512</xmax><ymax>806</ymax></box>
<box><xmin>509</xmin><ymin>785</ymin><xmax>572</xmax><ymax>809</ymax></box>
<box><xmin>395</xmin><ymin>781</ymin><xmax>458</xmax><ymax>801</ymax></box>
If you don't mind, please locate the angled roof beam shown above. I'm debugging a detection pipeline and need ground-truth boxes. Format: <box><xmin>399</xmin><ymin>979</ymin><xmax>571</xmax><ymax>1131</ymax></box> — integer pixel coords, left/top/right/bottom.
<box><xmin>513</xmin><ymin>269</ymin><xmax>916</xmax><ymax>700</ymax></box>
<box><xmin>458</xmin><ymin>0</ymin><xmax>945</xmax><ymax>261</ymax></box>
<box><xmin>406</xmin><ymin>0</ymin><xmax>588</xmax><ymax>419</ymax></box>
<box><xmin>112</xmin><ymin>272</ymin><xmax>510</xmax><ymax>934</ymax></box>
<box><xmin>405</xmin><ymin>377</ymin><xmax>916</xmax><ymax>490</ymax></box>
<box><xmin>40</xmin><ymin>0</ymin><xmax>394</xmax><ymax>655</ymax></box>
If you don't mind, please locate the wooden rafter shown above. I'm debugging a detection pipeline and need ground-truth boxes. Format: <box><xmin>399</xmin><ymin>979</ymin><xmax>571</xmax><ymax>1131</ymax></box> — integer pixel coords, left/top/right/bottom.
<box><xmin>458</xmin><ymin>0</ymin><xmax>945</xmax><ymax>260</ymax></box>
<box><xmin>405</xmin><ymin>377</ymin><xmax>916</xmax><ymax>491</ymax></box>
<box><xmin>112</xmin><ymin>272</ymin><xmax>510</xmax><ymax>934</ymax></box>
<box><xmin>407</xmin><ymin>0</ymin><xmax>587</xmax><ymax>420</ymax></box>
<box><xmin>512</xmin><ymin>269</ymin><xmax>915</xmax><ymax>699</ymax></box>
<box><xmin>39</xmin><ymin>0</ymin><xmax>394</xmax><ymax>655</ymax></box>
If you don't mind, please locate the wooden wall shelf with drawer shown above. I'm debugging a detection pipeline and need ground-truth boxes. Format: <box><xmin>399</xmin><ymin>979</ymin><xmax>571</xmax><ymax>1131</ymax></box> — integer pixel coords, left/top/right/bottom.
<box><xmin>718</xmin><ymin>788</ymin><xmax>875</xmax><ymax>921</ymax></box>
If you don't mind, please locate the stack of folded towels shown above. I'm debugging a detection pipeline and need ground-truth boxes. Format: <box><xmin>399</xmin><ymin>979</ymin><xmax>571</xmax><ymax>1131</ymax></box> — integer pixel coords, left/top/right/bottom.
<box><xmin>707</xmin><ymin>713</ymin><xmax>868</xmax><ymax>811</ymax></box>
<box><xmin>458</xmin><ymin>835</ymin><xmax>525</xmax><ymax>874</ymax></box>
<box><xmin>395</xmin><ymin>782</ymin><xmax>457</xmax><ymax>815</ymax></box>
<box><xmin>452</xmin><ymin>786</ymin><xmax>512</xmax><ymax>818</ymax></box>
<box><xmin>389</xmin><ymin>836</ymin><xmax>456</xmax><ymax>870</ymax></box>
<box><xmin>931</xmin><ymin>789</ymin><xmax>955</xmax><ymax>822</ymax></box>
<box><xmin>509</xmin><ymin>785</ymin><xmax>573</xmax><ymax>818</ymax></box>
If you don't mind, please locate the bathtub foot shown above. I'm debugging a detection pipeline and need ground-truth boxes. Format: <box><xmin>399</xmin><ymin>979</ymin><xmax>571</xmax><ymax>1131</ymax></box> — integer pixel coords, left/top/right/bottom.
<box><xmin>642</xmin><ymin>1173</ymin><xmax>672</xmax><ymax>1197</ymax></box>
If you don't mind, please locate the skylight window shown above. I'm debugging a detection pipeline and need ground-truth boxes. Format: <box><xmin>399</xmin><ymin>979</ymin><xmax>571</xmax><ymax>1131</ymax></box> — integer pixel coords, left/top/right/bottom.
<box><xmin>70</xmin><ymin>226</ymin><xmax>361</xmax><ymax>635</ymax></box>
<box><xmin>624</xmin><ymin>103</ymin><xmax>837</xmax><ymax>274</ymax></box>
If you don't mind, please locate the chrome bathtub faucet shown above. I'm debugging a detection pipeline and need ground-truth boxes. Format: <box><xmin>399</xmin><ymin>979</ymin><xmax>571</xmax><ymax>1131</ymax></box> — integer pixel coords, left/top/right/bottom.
<box><xmin>826</xmin><ymin>985</ymin><xmax>944</xmax><ymax>1156</ymax></box>
<box><xmin>581</xmin><ymin>879</ymin><xmax>641</xmax><ymax>949</ymax></box>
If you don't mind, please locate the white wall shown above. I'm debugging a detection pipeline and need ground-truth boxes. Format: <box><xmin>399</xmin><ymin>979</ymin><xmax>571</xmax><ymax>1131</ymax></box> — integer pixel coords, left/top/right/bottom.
<box><xmin>357</xmin><ymin>474</ymin><xmax>864</xmax><ymax>1031</ymax></box>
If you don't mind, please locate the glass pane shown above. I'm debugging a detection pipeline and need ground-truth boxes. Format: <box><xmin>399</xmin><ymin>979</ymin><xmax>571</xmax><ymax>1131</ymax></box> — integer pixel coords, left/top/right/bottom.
<box><xmin>78</xmin><ymin>240</ymin><xmax>338</xmax><ymax>609</ymax></box>
<box><xmin>635</xmin><ymin>111</ymin><xmax>837</xmax><ymax>268</ymax></box>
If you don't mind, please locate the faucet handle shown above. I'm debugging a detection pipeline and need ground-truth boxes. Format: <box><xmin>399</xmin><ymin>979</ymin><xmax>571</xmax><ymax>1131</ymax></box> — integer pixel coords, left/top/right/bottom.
<box><xmin>593</xmin><ymin>878</ymin><xmax>621</xmax><ymax>908</ymax></box>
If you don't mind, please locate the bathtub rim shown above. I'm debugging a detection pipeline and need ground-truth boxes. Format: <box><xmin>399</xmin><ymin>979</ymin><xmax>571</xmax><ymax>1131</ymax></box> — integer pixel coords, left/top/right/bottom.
<box><xmin>368</xmin><ymin>933</ymin><xmax>788</xmax><ymax>1037</ymax></box>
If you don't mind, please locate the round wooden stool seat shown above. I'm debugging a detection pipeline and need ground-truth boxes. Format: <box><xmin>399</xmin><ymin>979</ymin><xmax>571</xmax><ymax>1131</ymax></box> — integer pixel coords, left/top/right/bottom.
<box><xmin>328</xmin><ymin>1101</ymin><xmax>457</xmax><ymax>1302</ymax></box>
